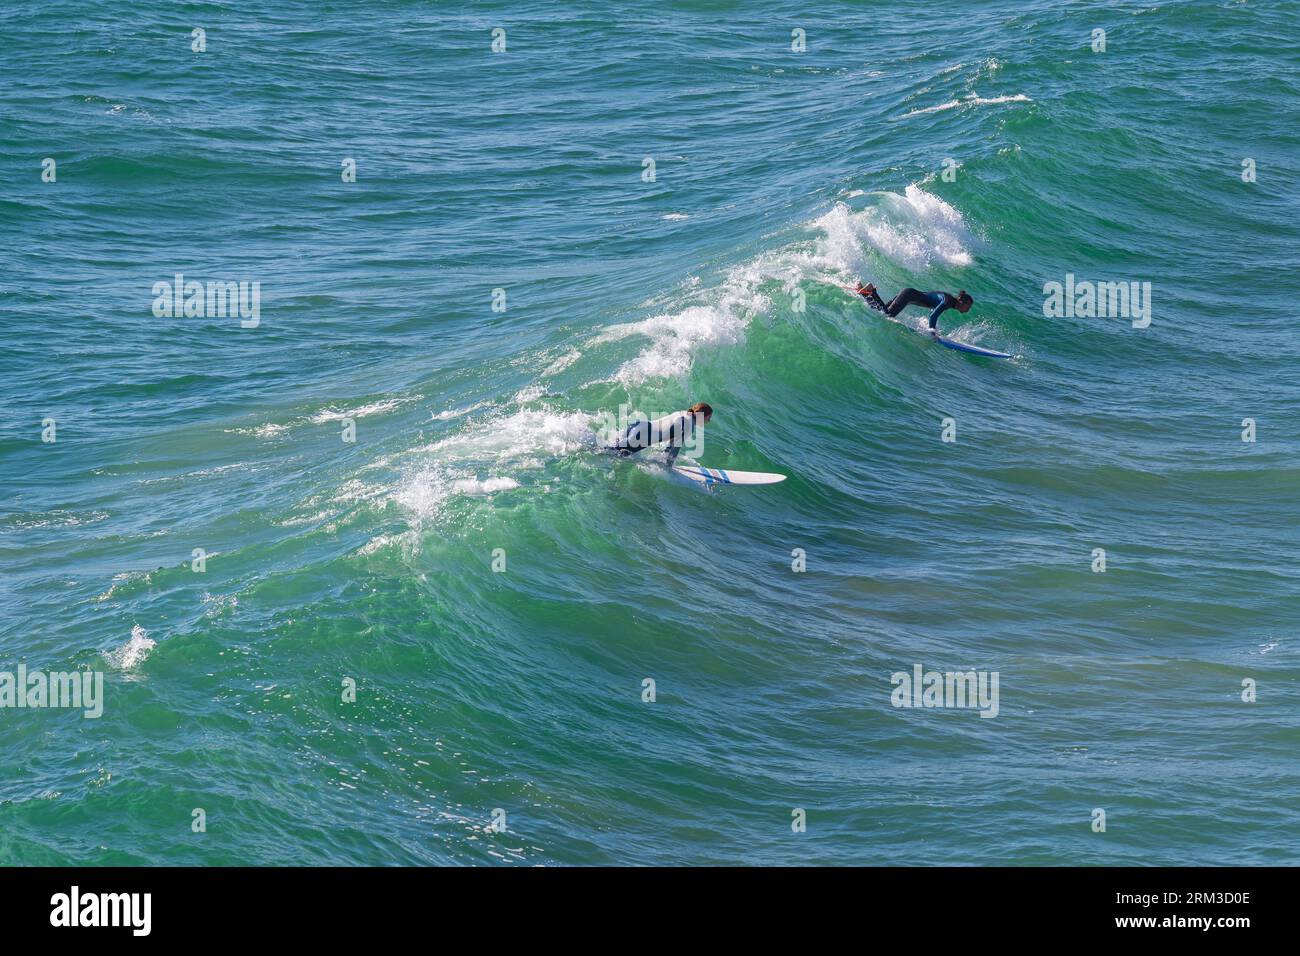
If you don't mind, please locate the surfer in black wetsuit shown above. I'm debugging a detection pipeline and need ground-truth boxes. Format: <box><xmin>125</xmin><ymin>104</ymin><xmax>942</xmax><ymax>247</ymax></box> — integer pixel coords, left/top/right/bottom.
<box><xmin>609</xmin><ymin>402</ymin><xmax>712</xmax><ymax>464</ymax></box>
<box><xmin>854</xmin><ymin>282</ymin><xmax>972</xmax><ymax>337</ymax></box>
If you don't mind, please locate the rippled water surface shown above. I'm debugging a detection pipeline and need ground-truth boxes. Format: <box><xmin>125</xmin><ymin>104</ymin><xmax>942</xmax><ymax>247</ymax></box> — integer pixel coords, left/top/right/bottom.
<box><xmin>2</xmin><ymin>0</ymin><xmax>1298</xmax><ymax>864</ymax></box>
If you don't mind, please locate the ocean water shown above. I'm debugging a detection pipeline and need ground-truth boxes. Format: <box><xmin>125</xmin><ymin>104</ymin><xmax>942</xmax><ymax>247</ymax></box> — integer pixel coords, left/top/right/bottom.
<box><xmin>2</xmin><ymin>0</ymin><xmax>1298</xmax><ymax>866</ymax></box>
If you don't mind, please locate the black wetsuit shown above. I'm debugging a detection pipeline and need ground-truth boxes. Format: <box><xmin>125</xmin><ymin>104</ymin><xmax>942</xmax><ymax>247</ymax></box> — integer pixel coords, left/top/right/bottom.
<box><xmin>609</xmin><ymin>411</ymin><xmax>697</xmax><ymax>464</ymax></box>
<box><xmin>862</xmin><ymin>287</ymin><xmax>957</xmax><ymax>331</ymax></box>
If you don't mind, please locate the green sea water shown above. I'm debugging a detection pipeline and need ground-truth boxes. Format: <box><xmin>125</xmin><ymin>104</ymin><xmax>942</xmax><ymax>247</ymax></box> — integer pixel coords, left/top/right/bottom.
<box><xmin>2</xmin><ymin>0</ymin><xmax>1298</xmax><ymax>865</ymax></box>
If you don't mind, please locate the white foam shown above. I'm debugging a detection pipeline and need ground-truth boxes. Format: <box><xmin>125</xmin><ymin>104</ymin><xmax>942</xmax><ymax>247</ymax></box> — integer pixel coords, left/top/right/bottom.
<box><xmin>358</xmin><ymin>534</ymin><xmax>393</xmax><ymax>555</ymax></box>
<box><xmin>935</xmin><ymin>318</ymin><xmax>1002</xmax><ymax>348</ymax></box>
<box><xmin>3</xmin><ymin>509</ymin><xmax>110</xmax><ymax>530</ymax></box>
<box><xmin>394</xmin><ymin>406</ymin><xmax>593</xmax><ymax>520</ymax></box>
<box><xmin>899</xmin><ymin>93</ymin><xmax>1030</xmax><ymax>119</ymax></box>
<box><xmin>358</xmin><ymin>529</ymin><xmax>438</xmax><ymax>558</ymax></box>
<box><xmin>332</xmin><ymin>478</ymin><xmax>386</xmax><ymax>505</ymax></box>
<box><xmin>395</xmin><ymin>468</ymin><xmax>520</xmax><ymax>520</ymax></box>
<box><xmin>103</xmin><ymin>624</ymin><xmax>156</xmax><ymax>670</ymax></box>
<box><xmin>451</xmin><ymin>476</ymin><xmax>520</xmax><ymax>495</ymax></box>
<box><xmin>542</xmin><ymin>350</ymin><xmax>581</xmax><ymax>376</ymax></box>
<box><xmin>95</xmin><ymin>570</ymin><xmax>151</xmax><ymax>603</ymax></box>
<box><xmin>812</xmin><ymin>185</ymin><xmax>974</xmax><ymax>271</ymax></box>
<box><xmin>596</xmin><ymin>262</ymin><xmax>775</xmax><ymax>385</ymax></box>
<box><xmin>310</xmin><ymin>398</ymin><xmax>408</xmax><ymax>424</ymax></box>
<box><xmin>140</xmin><ymin>461</ymin><xmax>253</xmax><ymax>485</ymax></box>
<box><xmin>422</xmin><ymin>407</ymin><xmax>593</xmax><ymax>462</ymax></box>
<box><xmin>201</xmin><ymin>592</ymin><xmax>238</xmax><ymax>617</ymax></box>
<box><xmin>606</xmin><ymin>305</ymin><xmax>743</xmax><ymax>384</ymax></box>
<box><xmin>225</xmin><ymin>423</ymin><xmax>288</xmax><ymax>439</ymax></box>
<box><xmin>274</xmin><ymin>508</ymin><xmax>337</xmax><ymax>527</ymax></box>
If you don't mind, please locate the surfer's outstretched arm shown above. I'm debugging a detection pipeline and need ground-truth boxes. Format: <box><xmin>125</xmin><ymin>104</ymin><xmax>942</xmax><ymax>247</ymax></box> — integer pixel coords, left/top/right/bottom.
<box><xmin>855</xmin><ymin>282</ymin><xmax>888</xmax><ymax>312</ymax></box>
<box><xmin>927</xmin><ymin>300</ymin><xmax>948</xmax><ymax>333</ymax></box>
<box><xmin>930</xmin><ymin>291</ymin><xmax>974</xmax><ymax>332</ymax></box>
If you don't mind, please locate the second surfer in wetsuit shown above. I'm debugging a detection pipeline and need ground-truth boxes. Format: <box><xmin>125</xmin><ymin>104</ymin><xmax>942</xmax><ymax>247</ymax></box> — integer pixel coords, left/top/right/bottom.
<box><xmin>855</xmin><ymin>282</ymin><xmax>972</xmax><ymax>336</ymax></box>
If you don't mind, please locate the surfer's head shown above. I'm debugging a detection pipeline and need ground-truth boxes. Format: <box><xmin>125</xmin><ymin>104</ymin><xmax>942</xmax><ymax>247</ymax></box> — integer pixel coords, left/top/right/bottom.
<box><xmin>689</xmin><ymin>401</ymin><xmax>713</xmax><ymax>424</ymax></box>
<box><xmin>955</xmin><ymin>291</ymin><xmax>973</xmax><ymax>313</ymax></box>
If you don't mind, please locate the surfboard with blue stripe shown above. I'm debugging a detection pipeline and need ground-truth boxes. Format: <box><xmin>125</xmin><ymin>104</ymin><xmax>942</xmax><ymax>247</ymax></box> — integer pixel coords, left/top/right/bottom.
<box><xmin>672</xmin><ymin>465</ymin><xmax>786</xmax><ymax>487</ymax></box>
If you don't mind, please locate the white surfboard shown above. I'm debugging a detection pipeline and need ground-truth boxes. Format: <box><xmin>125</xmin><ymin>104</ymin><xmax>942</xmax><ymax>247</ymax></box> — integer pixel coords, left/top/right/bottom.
<box><xmin>672</xmin><ymin>465</ymin><xmax>786</xmax><ymax>487</ymax></box>
<box><xmin>935</xmin><ymin>335</ymin><xmax>1011</xmax><ymax>359</ymax></box>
